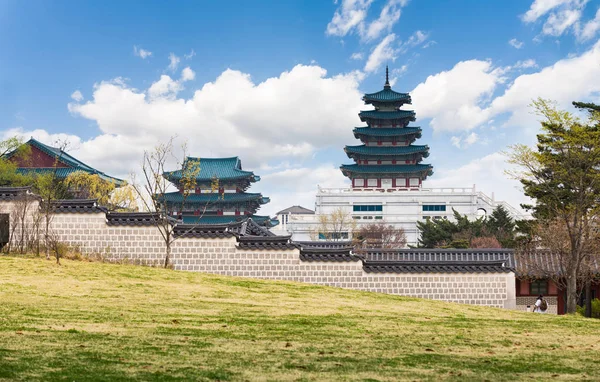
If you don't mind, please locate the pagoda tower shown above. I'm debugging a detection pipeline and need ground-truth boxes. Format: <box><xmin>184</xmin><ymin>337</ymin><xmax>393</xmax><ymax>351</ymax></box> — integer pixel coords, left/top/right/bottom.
<box><xmin>341</xmin><ymin>67</ymin><xmax>433</xmax><ymax>189</ymax></box>
<box><xmin>161</xmin><ymin>157</ymin><xmax>276</xmax><ymax>226</ymax></box>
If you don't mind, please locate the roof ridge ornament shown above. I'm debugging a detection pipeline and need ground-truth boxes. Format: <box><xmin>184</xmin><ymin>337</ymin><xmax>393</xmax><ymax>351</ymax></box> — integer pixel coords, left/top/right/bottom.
<box><xmin>384</xmin><ymin>65</ymin><xmax>391</xmax><ymax>89</ymax></box>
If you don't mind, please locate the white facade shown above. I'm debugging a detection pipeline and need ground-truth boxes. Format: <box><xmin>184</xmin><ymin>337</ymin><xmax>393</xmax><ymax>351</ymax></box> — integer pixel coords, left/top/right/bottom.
<box><xmin>272</xmin><ymin>185</ymin><xmax>524</xmax><ymax>246</ymax></box>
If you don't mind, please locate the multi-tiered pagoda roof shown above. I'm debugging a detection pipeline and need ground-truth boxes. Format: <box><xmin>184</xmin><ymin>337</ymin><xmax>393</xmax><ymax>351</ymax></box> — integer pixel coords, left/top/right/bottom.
<box><xmin>341</xmin><ymin>67</ymin><xmax>433</xmax><ymax>189</ymax></box>
<box><xmin>161</xmin><ymin>157</ymin><xmax>276</xmax><ymax>227</ymax></box>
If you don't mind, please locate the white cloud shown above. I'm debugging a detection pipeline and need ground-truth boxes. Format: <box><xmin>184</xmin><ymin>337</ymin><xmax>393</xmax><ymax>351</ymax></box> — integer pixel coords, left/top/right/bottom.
<box><xmin>422</xmin><ymin>40</ymin><xmax>437</xmax><ymax>49</ymax></box>
<box><xmin>350</xmin><ymin>52</ymin><xmax>364</xmax><ymax>60</ymax></box>
<box><xmin>411</xmin><ymin>60</ymin><xmax>506</xmax><ymax>132</ymax></box>
<box><xmin>398</xmin><ymin>30</ymin><xmax>429</xmax><ymax>53</ymax></box>
<box><xmin>514</xmin><ymin>59</ymin><xmax>538</xmax><ymax>68</ymax></box>
<box><xmin>184</xmin><ymin>49</ymin><xmax>196</xmax><ymax>60</ymax></box>
<box><xmin>180</xmin><ymin>67</ymin><xmax>196</xmax><ymax>82</ymax></box>
<box><xmin>364</xmin><ymin>33</ymin><xmax>397</xmax><ymax>73</ymax></box>
<box><xmin>449</xmin><ymin>132</ymin><xmax>479</xmax><ymax>149</ymax></box>
<box><xmin>133</xmin><ymin>45</ymin><xmax>152</xmax><ymax>59</ymax></box>
<box><xmin>578</xmin><ymin>8</ymin><xmax>600</xmax><ymax>41</ymax></box>
<box><xmin>521</xmin><ymin>0</ymin><xmax>582</xmax><ymax>23</ymax></box>
<box><xmin>70</xmin><ymin>90</ymin><xmax>84</xmax><ymax>102</ymax></box>
<box><xmin>428</xmin><ymin>152</ymin><xmax>530</xmax><ymax>215</ymax></box>
<box><xmin>450</xmin><ymin>136</ymin><xmax>461</xmax><ymax>148</ymax></box>
<box><xmin>388</xmin><ymin>65</ymin><xmax>408</xmax><ymax>86</ymax></box>
<box><xmin>325</xmin><ymin>0</ymin><xmax>409</xmax><ymax>42</ymax></box>
<box><xmin>168</xmin><ymin>53</ymin><xmax>180</xmax><ymax>71</ymax></box>
<box><xmin>411</xmin><ymin>40</ymin><xmax>600</xmax><ymax>135</ymax></box>
<box><xmin>521</xmin><ymin>0</ymin><xmax>589</xmax><ymax>37</ymax></box>
<box><xmin>63</xmin><ymin>64</ymin><xmax>363</xmax><ymax>181</ymax></box>
<box><xmin>362</xmin><ymin>0</ymin><xmax>407</xmax><ymax>41</ymax></box>
<box><xmin>542</xmin><ymin>8</ymin><xmax>582</xmax><ymax>36</ymax></box>
<box><xmin>326</xmin><ymin>0</ymin><xmax>373</xmax><ymax>37</ymax></box>
<box><xmin>508</xmin><ymin>38</ymin><xmax>524</xmax><ymax>49</ymax></box>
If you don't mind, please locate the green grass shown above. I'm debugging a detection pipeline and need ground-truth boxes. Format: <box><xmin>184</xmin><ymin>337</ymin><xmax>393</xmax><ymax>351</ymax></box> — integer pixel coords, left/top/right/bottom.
<box><xmin>1</xmin><ymin>256</ymin><xmax>599</xmax><ymax>381</ymax></box>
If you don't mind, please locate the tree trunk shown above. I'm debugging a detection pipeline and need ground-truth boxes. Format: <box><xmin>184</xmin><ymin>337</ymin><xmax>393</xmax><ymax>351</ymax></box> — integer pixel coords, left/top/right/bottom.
<box><xmin>164</xmin><ymin>244</ymin><xmax>171</xmax><ymax>268</ymax></box>
<box><xmin>566</xmin><ymin>267</ymin><xmax>578</xmax><ymax>314</ymax></box>
<box><xmin>585</xmin><ymin>279</ymin><xmax>592</xmax><ymax>318</ymax></box>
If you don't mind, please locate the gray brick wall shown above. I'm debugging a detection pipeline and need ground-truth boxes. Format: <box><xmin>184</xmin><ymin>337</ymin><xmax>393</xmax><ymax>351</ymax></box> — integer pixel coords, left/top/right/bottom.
<box><xmin>1</xmin><ymin>203</ymin><xmax>516</xmax><ymax>309</ymax></box>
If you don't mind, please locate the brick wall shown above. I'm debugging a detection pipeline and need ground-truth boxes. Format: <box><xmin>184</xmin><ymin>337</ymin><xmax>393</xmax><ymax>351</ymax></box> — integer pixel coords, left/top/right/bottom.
<box><xmin>3</xmin><ymin>205</ymin><xmax>516</xmax><ymax>309</ymax></box>
<box><xmin>516</xmin><ymin>296</ymin><xmax>558</xmax><ymax>314</ymax></box>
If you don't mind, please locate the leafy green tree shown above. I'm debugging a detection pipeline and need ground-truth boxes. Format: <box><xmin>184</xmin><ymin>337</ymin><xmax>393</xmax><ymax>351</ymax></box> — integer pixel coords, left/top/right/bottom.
<box><xmin>0</xmin><ymin>137</ymin><xmax>32</xmax><ymax>187</ymax></box>
<box><xmin>507</xmin><ymin>98</ymin><xmax>600</xmax><ymax>314</ymax></box>
<box><xmin>485</xmin><ymin>205</ymin><xmax>516</xmax><ymax>248</ymax></box>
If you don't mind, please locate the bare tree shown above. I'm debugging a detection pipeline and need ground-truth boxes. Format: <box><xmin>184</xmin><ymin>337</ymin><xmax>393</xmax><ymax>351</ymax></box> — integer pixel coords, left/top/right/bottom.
<box><xmin>355</xmin><ymin>223</ymin><xmax>407</xmax><ymax>249</ymax></box>
<box><xmin>310</xmin><ymin>207</ymin><xmax>356</xmax><ymax>241</ymax></box>
<box><xmin>8</xmin><ymin>189</ymin><xmax>38</xmax><ymax>253</ymax></box>
<box><xmin>131</xmin><ymin>138</ymin><xmax>202</xmax><ymax>268</ymax></box>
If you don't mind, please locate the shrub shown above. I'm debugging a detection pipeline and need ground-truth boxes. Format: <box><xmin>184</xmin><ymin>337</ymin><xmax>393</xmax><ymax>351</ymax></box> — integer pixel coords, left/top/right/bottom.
<box><xmin>576</xmin><ymin>298</ymin><xmax>600</xmax><ymax>319</ymax></box>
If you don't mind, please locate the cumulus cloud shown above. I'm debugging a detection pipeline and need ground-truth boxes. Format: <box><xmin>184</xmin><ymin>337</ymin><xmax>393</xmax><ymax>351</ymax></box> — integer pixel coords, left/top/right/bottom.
<box><xmin>181</xmin><ymin>67</ymin><xmax>196</xmax><ymax>82</ymax></box>
<box><xmin>411</xmin><ymin>60</ymin><xmax>506</xmax><ymax>132</ymax></box>
<box><xmin>133</xmin><ymin>45</ymin><xmax>152</xmax><ymax>59</ymax></box>
<box><xmin>364</xmin><ymin>33</ymin><xmax>397</xmax><ymax>73</ymax></box>
<box><xmin>61</xmin><ymin>64</ymin><xmax>363</xmax><ymax>182</ymax></box>
<box><xmin>428</xmin><ymin>152</ymin><xmax>530</xmax><ymax>215</ymax></box>
<box><xmin>449</xmin><ymin>132</ymin><xmax>479</xmax><ymax>149</ymax></box>
<box><xmin>70</xmin><ymin>90</ymin><xmax>84</xmax><ymax>102</ymax></box>
<box><xmin>168</xmin><ymin>53</ymin><xmax>180</xmax><ymax>71</ymax></box>
<box><xmin>508</xmin><ymin>38</ymin><xmax>524</xmax><ymax>49</ymax></box>
<box><xmin>411</xmin><ymin>40</ymin><xmax>600</xmax><ymax>135</ymax></box>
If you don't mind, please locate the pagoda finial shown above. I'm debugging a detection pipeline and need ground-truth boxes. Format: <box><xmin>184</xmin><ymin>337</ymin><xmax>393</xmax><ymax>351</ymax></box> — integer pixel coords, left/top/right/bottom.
<box><xmin>384</xmin><ymin>65</ymin><xmax>391</xmax><ymax>89</ymax></box>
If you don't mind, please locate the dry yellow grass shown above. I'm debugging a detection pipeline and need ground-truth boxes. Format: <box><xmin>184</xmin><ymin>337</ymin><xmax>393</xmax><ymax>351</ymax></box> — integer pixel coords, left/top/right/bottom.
<box><xmin>1</xmin><ymin>255</ymin><xmax>599</xmax><ymax>381</ymax></box>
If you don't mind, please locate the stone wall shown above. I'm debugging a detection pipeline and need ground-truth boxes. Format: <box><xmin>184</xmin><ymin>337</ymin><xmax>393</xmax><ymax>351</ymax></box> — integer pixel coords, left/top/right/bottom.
<box><xmin>3</xmin><ymin>205</ymin><xmax>516</xmax><ymax>309</ymax></box>
<box><xmin>516</xmin><ymin>296</ymin><xmax>558</xmax><ymax>315</ymax></box>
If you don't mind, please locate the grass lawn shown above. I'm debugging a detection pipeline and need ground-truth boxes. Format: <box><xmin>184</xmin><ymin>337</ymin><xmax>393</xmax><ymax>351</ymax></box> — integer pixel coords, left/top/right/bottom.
<box><xmin>1</xmin><ymin>256</ymin><xmax>599</xmax><ymax>381</ymax></box>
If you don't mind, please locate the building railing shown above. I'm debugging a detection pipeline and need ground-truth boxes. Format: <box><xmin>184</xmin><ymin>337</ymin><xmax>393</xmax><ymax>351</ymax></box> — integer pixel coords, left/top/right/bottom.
<box><xmin>317</xmin><ymin>186</ymin><xmax>478</xmax><ymax>194</ymax></box>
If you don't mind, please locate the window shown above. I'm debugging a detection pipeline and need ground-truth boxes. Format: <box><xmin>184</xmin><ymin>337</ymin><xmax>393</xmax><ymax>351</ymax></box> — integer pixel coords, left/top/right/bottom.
<box><xmin>367</xmin><ymin>179</ymin><xmax>378</xmax><ymax>187</ymax></box>
<box><xmin>354</xmin><ymin>178</ymin><xmax>365</xmax><ymax>187</ymax></box>
<box><xmin>318</xmin><ymin>232</ymin><xmax>348</xmax><ymax>240</ymax></box>
<box><xmin>530</xmin><ymin>280</ymin><xmax>548</xmax><ymax>295</ymax></box>
<box><xmin>409</xmin><ymin>178</ymin><xmax>420</xmax><ymax>187</ymax></box>
<box><xmin>353</xmin><ymin>205</ymin><xmax>383</xmax><ymax>212</ymax></box>
<box><xmin>395</xmin><ymin>178</ymin><xmax>406</xmax><ymax>187</ymax></box>
<box><xmin>422</xmin><ymin>205</ymin><xmax>447</xmax><ymax>212</ymax></box>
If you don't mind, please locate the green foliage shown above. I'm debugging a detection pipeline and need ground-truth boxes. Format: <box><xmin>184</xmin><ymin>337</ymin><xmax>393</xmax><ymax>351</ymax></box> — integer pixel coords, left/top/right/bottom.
<box><xmin>417</xmin><ymin>206</ymin><xmax>516</xmax><ymax>248</ymax></box>
<box><xmin>0</xmin><ymin>137</ymin><xmax>32</xmax><ymax>187</ymax></box>
<box><xmin>576</xmin><ymin>299</ymin><xmax>600</xmax><ymax>319</ymax></box>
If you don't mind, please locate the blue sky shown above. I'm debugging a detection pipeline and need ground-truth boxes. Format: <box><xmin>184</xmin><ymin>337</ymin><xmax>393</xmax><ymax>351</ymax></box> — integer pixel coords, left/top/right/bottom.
<box><xmin>2</xmin><ymin>0</ymin><xmax>600</xmax><ymax>215</ymax></box>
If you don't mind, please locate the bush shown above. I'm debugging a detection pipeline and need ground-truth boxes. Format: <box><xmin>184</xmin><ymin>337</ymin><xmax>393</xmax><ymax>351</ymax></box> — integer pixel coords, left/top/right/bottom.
<box><xmin>576</xmin><ymin>298</ymin><xmax>600</xmax><ymax>319</ymax></box>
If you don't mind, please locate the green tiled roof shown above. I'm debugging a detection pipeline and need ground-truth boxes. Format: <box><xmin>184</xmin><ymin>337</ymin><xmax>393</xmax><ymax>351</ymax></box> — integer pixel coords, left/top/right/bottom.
<box><xmin>13</xmin><ymin>139</ymin><xmax>126</xmax><ymax>186</ymax></box>
<box><xmin>353</xmin><ymin>126</ymin><xmax>422</xmax><ymax>138</ymax></box>
<box><xmin>340</xmin><ymin>164</ymin><xmax>433</xmax><ymax>175</ymax></box>
<box><xmin>344</xmin><ymin>145</ymin><xmax>429</xmax><ymax>156</ymax></box>
<box><xmin>359</xmin><ymin>110</ymin><xmax>416</xmax><ymax>121</ymax></box>
<box><xmin>363</xmin><ymin>89</ymin><xmax>411</xmax><ymax>103</ymax></box>
<box><xmin>163</xmin><ymin>157</ymin><xmax>259</xmax><ymax>183</ymax></box>
<box><xmin>182</xmin><ymin>214</ymin><xmax>276</xmax><ymax>227</ymax></box>
<box><xmin>159</xmin><ymin>192</ymin><xmax>269</xmax><ymax>204</ymax></box>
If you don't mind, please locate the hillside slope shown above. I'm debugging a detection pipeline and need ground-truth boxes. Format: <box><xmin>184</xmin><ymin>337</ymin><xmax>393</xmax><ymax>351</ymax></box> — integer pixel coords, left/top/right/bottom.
<box><xmin>1</xmin><ymin>256</ymin><xmax>599</xmax><ymax>381</ymax></box>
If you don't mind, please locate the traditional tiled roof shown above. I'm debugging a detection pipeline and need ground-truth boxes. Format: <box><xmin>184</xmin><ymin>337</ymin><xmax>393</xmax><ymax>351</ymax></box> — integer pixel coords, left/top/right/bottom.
<box><xmin>237</xmin><ymin>236</ymin><xmax>298</xmax><ymax>250</ymax></box>
<box><xmin>52</xmin><ymin>199</ymin><xmax>107</xmax><ymax>214</ymax></box>
<box><xmin>0</xmin><ymin>187</ymin><xmax>39</xmax><ymax>201</ymax></box>
<box><xmin>359</xmin><ymin>110</ymin><xmax>416</xmax><ymax>121</ymax></box>
<box><xmin>163</xmin><ymin>157</ymin><xmax>259</xmax><ymax>183</ymax></box>
<box><xmin>363</xmin><ymin>89</ymin><xmax>411</xmax><ymax>104</ymax></box>
<box><xmin>340</xmin><ymin>164</ymin><xmax>433</xmax><ymax>175</ymax></box>
<box><xmin>353</xmin><ymin>127</ymin><xmax>422</xmax><ymax>138</ymax></box>
<box><xmin>173</xmin><ymin>224</ymin><xmax>236</xmax><ymax>238</ymax></box>
<box><xmin>363</xmin><ymin>260</ymin><xmax>510</xmax><ymax>273</ymax></box>
<box><xmin>514</xmin><ymin>250</ymin><xmax>600</xmax><ymax>278</ymax></box>
<box><xmin>362</xmin><ymin>249</ymin><xmax>515</xmax><ymax>274</ymax></box>
<box><xmin>159</xmin><ymin>192</ymin><xmax>269</xmax><ymax>204</ymax></box>
<box><xmin>276</xmin><ymin>205</ymin><xmax>315</xmax><ymax>215</ymax></box>
<box><xmin>296</xmin><ymin>241</ymin><xmax>354</xmax><ymax>250</ymax></box>
<box><xmin>12</xmin><ymin>138</ymin><xmax>126</xmax><ymax>186</ymax></box>
<box><xmin>181</xmin><ymin>214</ymin><xmax>277</xmax><ymax>227</ymax></box>
<box><xmin>106</xmin><ymin>212</ymin><xmax>163</xmax><ymax>226</ymax></box>
<box><xmin>299</xmin><ymin>247</ymin><xmax>359</xmax><ymax>262</ymax></box>
<box><xmin>344</xmin><ymin>145</ymin><xmax>429</xmax><ymax>157</ymax></box>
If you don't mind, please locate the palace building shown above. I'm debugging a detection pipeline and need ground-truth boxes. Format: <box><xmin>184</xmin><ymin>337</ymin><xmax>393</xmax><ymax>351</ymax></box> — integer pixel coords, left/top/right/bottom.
<box><xmin>160</xmin><ymin>157</ymin><xmax>276</xmax><ymax>227</ymax></box>
<box><xmin>274</xmin><ymin>67</ymin><xmax>523</xmax><ymax>245</ymax></box>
